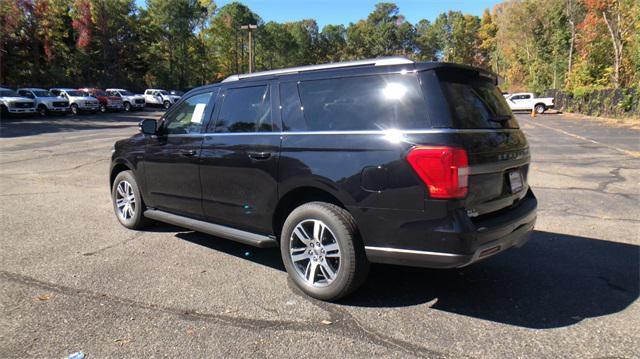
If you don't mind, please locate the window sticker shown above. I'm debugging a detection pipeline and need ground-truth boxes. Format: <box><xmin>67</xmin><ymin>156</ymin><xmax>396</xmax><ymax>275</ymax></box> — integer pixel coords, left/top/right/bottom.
<box><xmin>191</xmin><ymin>103</ymin><xmax>206</xmax><ymax>124</ymax></box>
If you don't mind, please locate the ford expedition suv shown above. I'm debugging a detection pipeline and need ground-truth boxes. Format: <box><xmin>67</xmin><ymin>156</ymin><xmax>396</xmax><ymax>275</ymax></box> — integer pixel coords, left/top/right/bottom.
<box><xmin>110</xmin><ymin>57</ymin><xmax>537</xmax><ymax>301</ymax></box>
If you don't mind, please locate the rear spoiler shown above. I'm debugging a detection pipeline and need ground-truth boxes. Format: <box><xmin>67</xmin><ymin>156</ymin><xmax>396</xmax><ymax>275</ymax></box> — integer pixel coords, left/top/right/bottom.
<box><xmin>415</xmin><ymin>62</ymin><xmax>499</xmax><ymax>85</ymax></box>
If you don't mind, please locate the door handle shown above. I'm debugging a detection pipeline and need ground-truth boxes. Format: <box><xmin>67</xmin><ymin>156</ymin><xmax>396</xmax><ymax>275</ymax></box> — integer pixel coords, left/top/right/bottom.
<box><xmin>180</xmin><ymin>149</ymin><xmax>197</xmax><ymax>157</ymax></box>
<box><xmin>248</xmin><ymin>151</ymin><xmax>271</xmax><ymax>160</ymax></box>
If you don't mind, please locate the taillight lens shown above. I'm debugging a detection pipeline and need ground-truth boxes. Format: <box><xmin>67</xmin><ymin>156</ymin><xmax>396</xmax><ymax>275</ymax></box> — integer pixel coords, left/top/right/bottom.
<box><xmin>406</xmin><ymin>146</ymin><xmax>469</xmax><ymax>199</ymax></box>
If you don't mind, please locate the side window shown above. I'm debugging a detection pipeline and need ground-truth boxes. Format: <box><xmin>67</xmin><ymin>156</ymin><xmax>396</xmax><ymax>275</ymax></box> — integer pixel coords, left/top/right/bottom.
<box><xmin>215</xmin><ymin>85</ymin><xmax>271</xmax><ymax>133</ymax></box>
<box><xmin>163</xmin><ymin>92</ymin><xmax>213</xmax><ymax>135</ymax></box>
<box><xmin>280</xmin><ymin>82</ymin><xmax>305</xmax><ymax>131</ymax></box>
<box><xmin>522</xmin><ymin>94</ymin><xmax>531</xmax><ymax>99</ymax></box>
<box><xmin>19</xmin><ymin>91</ymin><xmax>34</xmax><ymax>98</ymax></box>
<box><xmin>297</xmin><ymin>74</ymin><xmax>427</xmax><ymax>131</ymax></box>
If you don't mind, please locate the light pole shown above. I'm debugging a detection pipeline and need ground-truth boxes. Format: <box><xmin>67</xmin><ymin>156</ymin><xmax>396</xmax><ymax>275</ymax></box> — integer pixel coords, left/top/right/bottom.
<box><xmin>240</xmin><ymin>24</ymin><xmax>257</xmax><ymax>73</ymax></box>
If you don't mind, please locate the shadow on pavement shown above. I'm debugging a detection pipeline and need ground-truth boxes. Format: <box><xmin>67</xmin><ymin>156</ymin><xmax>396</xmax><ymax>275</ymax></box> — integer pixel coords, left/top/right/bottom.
<box><xmin>172</xmin><ymin>229</ymin><xmax>638</xmax><ymax>329</ymax></box>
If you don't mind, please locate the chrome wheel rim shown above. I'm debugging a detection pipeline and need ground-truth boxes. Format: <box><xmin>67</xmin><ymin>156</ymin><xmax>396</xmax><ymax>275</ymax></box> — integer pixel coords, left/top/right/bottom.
<box><xmin>289</xmin><ymin>219</ymin><xmax>341</xmax><ymax>287</ymax></box>
<box><xmin>115</xmin><ymin>180</ymin><xmax>136</xmax><ymax>221</ymax></box>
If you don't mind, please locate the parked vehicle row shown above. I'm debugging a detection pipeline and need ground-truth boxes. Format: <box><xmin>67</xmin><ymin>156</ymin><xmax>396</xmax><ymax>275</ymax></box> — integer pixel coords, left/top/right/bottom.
<box><xmin>0</xmin><ymin>87</ymin><xmax>182</xmax><ymax>117</ymax></box>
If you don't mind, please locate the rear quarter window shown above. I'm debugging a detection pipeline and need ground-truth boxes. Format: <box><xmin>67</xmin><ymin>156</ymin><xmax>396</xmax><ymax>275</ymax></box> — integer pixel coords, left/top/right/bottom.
<box><xmin>431</xmin><ymin>68</ymin><xmax>519</xmax><ymax>129</ymax></box>
<box><xmin>289</xmin><ymin>73</ymin><xmax>430</xmax><ymax>131</ymax></box>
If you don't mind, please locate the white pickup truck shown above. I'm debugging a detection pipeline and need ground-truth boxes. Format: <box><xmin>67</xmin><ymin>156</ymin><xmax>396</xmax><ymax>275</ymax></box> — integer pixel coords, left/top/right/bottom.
<box><xmin>106</xmin><ymin>89</ymin><xmax>146</xmax><ymax>112</ymax></box>
<box><xmin>504</xmin><ymin>92</ymin><xmax>554</xmax><ymax>114</ymax></box>
<box><xmin>144</xmin><ymin>89</ymin><xmax>181</xmax><ymax>109</ymax></box>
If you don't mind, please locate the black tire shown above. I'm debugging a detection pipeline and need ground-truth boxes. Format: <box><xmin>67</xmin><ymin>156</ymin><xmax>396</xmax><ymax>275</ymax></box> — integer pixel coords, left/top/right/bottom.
<box><xmin>70</xmin><ymin>104</ymin><xmax>79</xmax><ymax>115</ymax></box>
<box><xmin>1</xmin><ymin>105</ymin><xmax>9</xmax><ymax>119</ymax></box>
<box><xmin>37</xmin><ymin>105</ymin><xmax>48</xmax><ymax>116</ymax></box>
<box><xmin>280</xmin><ymin>201</ymin><xmax>369</xmax><ymax>301</ymax></box>
<box><xmin>535</xmin><ymin>103</ymin><xmax>546</xmax><ymax>114</ymax></box>
<box><xmin>111</xmin><ymin>170</ymin><xmax>152</xmax><ymax>230</ymax></box>
<box><xmin>163</xmin><ymin>100</ymin><xmax>171</xmax><ymax>109</ymax></box>
<box><xmin>124</xmin><ymin>102</ymin><xmax>131</xmax><ymax>112</ymax></box>
<box><xmin>100</xmin><ymin>104</ymin><xmax>107</xmax><ymax>113</ymax></box>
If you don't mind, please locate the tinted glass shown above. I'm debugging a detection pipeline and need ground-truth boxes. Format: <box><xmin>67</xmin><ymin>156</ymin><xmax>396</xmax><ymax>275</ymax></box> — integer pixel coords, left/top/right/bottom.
<box><xmin>163</xmin><ymin>92</ymin><xmax>213</xmax><ymax>135</ymax></box>
<box><xmin>33</xmin><ymin>90</ymin><xmax>51</xmax><ymax>97</ymax></box>
<box><xmin>215</xmin><ymin>85</ymin><xmax>272</xmax><ymax>133</ymax></box>
<box><xmin>19</xmin><ymin>91</ymin><xmax>35</xmax><ymax>98</ymax></box>
<box><xmin>120</xmin><ymin>90</ymin><xmax>133</xmax><ymax>96</ymax></box>
<box><xmin>296</xmin><ymin>74</ymin><xmax>428</xmax><ymax>131</ymax></box>
<box><xmin>0</xmin><ymin>90</ymin><xmax>18</xmax><ymax>97</ymax></box>
<box><xmin>66</xmin><ymin>90</ymin><xmax>84</xmax><ymax>96</ymax></box>
<box><xmin>280</xmin><ymin>82</ymin><xmax>305</xmax><ymax>131</ymax></box>
<box><xmin>435</xmin><ymin>69</ymin><xmax>519</xmax><ymax>129</ymax></box>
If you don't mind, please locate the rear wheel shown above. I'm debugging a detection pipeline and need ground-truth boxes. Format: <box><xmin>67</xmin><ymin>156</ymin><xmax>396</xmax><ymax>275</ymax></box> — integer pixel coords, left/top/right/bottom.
<box><xmin>535</xmin><ymin>103</ymin><xmax>546</xmax><ymax>114</ymax></box>
<box><xmin>111</xmin><ymin>170</ymin><xmax>151</xmax><ymax>229</ymax></box>
<box><xmin>280</xmin><ymin>202</ymin><xmax>369</xmax><ymax>301</ymax></box>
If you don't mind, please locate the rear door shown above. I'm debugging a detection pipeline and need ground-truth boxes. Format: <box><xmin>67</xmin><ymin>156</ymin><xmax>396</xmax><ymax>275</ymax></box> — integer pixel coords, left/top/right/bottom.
<box><xmin>199</xmin><ymin>81</ymin><xmax>280</xmax><ymax>234</ymax></box>
<box><xmin>143</xmin><ymin>90</ymin><xmax>217</xmax><ymax>218</ymax></box>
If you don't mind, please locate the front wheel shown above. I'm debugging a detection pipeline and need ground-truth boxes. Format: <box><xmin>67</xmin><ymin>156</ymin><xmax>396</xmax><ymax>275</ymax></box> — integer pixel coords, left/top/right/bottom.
<box><xmin>70</xmin><ymin>104</ymin><xmax>79</xmax><ymax>115</ymax></box>
<box><xmin>100</xmin><ymin>104</ymin><xmax>107</xmax><ymax>113</ymax></box>
<box><xmin>534</xmin><ymin>104</ymin><xmax>546</xmax><ymax>114</ymax></box>
<box><xmin>163</xmin><ymin>100</ymin><xmax>171</xmax><ymax>109</ymax></box>
<box><xmin>111</xmin><ymin>170</ymin><xmax>151</xmax><ymax>229</ymax></box>
<box><xmin>281</xmin><ymin>202</ymin><xmax>369</xmax><ymax>301</ymax></box>
<box><xmin>37</xmin><ymin>105</ymin><xmax>48</xmax><ymax>116</ymax></box>
<box><xmin>124</xmin><ymin>102</ymin><xmax>131</xmax><ymax>112</ymax></box>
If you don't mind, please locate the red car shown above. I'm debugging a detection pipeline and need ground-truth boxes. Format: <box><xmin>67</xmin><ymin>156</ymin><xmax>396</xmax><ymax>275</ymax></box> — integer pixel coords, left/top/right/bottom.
<box><xmin>78</xmin><ymin>88</ymin><xmax>124</xmax><ymax>113</ymax></box>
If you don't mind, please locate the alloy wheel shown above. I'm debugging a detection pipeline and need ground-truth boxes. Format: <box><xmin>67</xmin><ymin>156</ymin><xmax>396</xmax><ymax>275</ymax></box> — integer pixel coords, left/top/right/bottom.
<box><xmin>289</xmin><ymin>219</ymin><xmax>341</xmax><ymax>287</ymax></box>
<box><xmin>115</xmin><ymin>180</ymin><xmax>136</xmax><ymax>221</ymax></box>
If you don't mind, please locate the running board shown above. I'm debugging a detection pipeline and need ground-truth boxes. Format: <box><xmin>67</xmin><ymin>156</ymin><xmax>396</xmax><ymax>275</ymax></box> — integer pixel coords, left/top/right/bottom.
<box><xmin>144</xmin><ymin>209</ymin><xmax>278</xmax><ymax>248</ymax></box>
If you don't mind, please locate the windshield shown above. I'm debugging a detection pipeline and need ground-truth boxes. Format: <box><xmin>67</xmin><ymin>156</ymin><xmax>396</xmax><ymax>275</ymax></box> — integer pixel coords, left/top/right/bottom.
<box><xmin>158</xmin><ymin>90</ymin><xmax>168</xmax><ymax>95</ymax></box>
<box><xmin>34</xmin><ymin>90</ymin><xmax>53</xmax><ymax>97</ymax></box>
<box><xmin>0</xmin><ymin>89</ymin><xmax>19</xmax><ymax>97</ymax></box>
<box><xmin>66</xmin><ymin>90</ymin><xmax>84</xmax><ymax>97</ymax></box>
<box><xmin>120</xmin><ymin>90</ymin><xmax>133</xmax><ymax>96</ymax></box>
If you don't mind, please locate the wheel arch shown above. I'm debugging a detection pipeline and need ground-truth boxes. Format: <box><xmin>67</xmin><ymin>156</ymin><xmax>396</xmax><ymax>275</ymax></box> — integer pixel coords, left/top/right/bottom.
<box><xmin>272</xmin><ymin>186</ymin><xmax>347</xmax><ymax>239</ymax></box>
<box><xmin>110</xmin><ymin>160</ymin><xmax>134</xmax><ymax>189</ymax></box>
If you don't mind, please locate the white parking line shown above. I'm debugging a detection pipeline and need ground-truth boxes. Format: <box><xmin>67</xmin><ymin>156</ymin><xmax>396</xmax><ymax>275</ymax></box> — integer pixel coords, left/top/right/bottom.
<box><xmin>522</xmin><ymin>118</ymin><xmax>639</xmax><ymax>158</ymax></box>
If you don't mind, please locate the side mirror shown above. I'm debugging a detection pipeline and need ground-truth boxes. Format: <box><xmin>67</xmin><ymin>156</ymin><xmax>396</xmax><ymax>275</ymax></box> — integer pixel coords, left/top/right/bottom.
<box><xmin>140</xmin><ymin>119</ymin><xmax>158</xmax><ymax>135</ymax></box>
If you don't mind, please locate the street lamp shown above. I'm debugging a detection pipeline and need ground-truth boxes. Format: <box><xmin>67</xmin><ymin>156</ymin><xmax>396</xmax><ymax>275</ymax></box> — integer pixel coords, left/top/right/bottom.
<box><xmin>240</xmin><ymin>24</ymin><xmax>257</xmax><ymax>73</ymax></box>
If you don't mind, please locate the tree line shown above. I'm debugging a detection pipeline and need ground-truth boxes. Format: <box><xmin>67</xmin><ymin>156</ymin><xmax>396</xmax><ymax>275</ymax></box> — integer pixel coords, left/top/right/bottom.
<box><xmin>1</xmin><ymin>0</ymin><xmax>638</xmax><ymax>95</ymax></box>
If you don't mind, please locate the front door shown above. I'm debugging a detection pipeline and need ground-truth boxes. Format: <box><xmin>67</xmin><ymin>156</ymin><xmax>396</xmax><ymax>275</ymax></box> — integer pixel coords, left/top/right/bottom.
<box><xmin>200</xmin><ymin>83</ymin><xmax>281</xmax><ymax>234</ymax></box>
<box><xmin>143</xmin><ymin>90</ymin><xmax>217</xmax><ymax>218</ymax></box>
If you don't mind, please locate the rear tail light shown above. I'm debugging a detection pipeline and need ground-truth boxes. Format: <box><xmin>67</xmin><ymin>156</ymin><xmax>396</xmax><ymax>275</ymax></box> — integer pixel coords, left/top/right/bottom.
<box><xmin>406</xmin><ymin>146</ymin><xmax>469</xmax><ymax>199</ymax></box>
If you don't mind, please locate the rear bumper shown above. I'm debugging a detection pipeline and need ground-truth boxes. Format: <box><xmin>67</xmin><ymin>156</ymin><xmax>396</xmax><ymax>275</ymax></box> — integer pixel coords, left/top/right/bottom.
<box><xmin>361</xmin><ymin>190</ymin><xmax>537</xmax><ymax>268</ymax></box>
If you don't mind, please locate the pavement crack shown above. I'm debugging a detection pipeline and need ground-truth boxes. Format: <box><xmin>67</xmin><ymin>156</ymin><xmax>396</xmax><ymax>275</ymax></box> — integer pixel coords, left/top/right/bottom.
<box><xmin>0</xmin><ymin>269</ymin><xmax>447</xmax><ymax>358</ymax></box>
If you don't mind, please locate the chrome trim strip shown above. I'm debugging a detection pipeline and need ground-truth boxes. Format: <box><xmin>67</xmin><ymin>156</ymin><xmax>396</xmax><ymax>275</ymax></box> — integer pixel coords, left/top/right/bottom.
<box><xmin>364</xmin><ymin>246</ymin><xmax>465</xmax><ymax>258</ymax></box>
<box><xmin>194</xmin><ymin>128</ymin><xmax>522</xmax><ymax>136</ymax></box>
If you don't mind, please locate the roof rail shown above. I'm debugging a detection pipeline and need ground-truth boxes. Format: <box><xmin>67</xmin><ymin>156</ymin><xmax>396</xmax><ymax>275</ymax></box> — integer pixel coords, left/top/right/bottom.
<box><xmin>222</xmin><ymin>57</ymin><xmax>414</xmax><ymax>83</ymax></box>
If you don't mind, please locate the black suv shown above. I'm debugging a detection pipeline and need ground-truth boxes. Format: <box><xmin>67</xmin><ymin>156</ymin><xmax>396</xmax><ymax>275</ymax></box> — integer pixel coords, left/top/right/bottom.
<box><xmin>110</xmin><ymin>57</ymin><xmax>537</xmax><ymax>301</ymax></box>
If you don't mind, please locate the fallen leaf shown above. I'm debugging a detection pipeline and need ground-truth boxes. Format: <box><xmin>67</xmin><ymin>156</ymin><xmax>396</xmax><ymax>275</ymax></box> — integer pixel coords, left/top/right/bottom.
<box><xmin>114</xmin><ymin>338</ymin><xmax>132</xmax><ymax>346</ymax></box>
<box><xmin>34</xmin><ymin>293</ymin><xmax>53</xmax><ymax>301</ymax></box>
<box><xmin>320</xmin><ymin>320</ymin><xmax>332</xmax><ymax>325</ymax></box>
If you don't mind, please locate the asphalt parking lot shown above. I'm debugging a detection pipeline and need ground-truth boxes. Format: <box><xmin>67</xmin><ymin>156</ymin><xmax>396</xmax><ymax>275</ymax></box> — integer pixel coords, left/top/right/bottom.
<box><xmin>1</xmin><ymin>110</ymin><xmax>638</xmax><ymax>358</ymax></box>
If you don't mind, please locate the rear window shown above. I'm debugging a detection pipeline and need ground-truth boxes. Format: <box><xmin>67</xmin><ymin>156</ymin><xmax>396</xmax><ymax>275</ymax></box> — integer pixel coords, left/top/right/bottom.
<box><xmin>290</xmin><ymin>73</ymin><xmax>429</xmax><ymax>131</ymax></box>
<box><xmin>434</xmin><ymin>69</ymin><xmax>519</xmax><ymax>129</ymax></box>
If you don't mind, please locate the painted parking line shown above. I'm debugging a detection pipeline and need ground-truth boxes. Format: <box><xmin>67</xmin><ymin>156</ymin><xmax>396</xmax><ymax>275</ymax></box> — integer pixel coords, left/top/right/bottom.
<box><xmin>522</xmin><ymin>118</ymin><xmax>640</xmax><ymax>158</ymax></box>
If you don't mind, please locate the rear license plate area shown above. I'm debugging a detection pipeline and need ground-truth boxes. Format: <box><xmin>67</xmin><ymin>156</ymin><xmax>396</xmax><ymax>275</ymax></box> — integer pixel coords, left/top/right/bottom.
<box><xmin>508</xmin><ymin>170</ymin><xmax>523</xmax><ymax>193</ymax></box>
